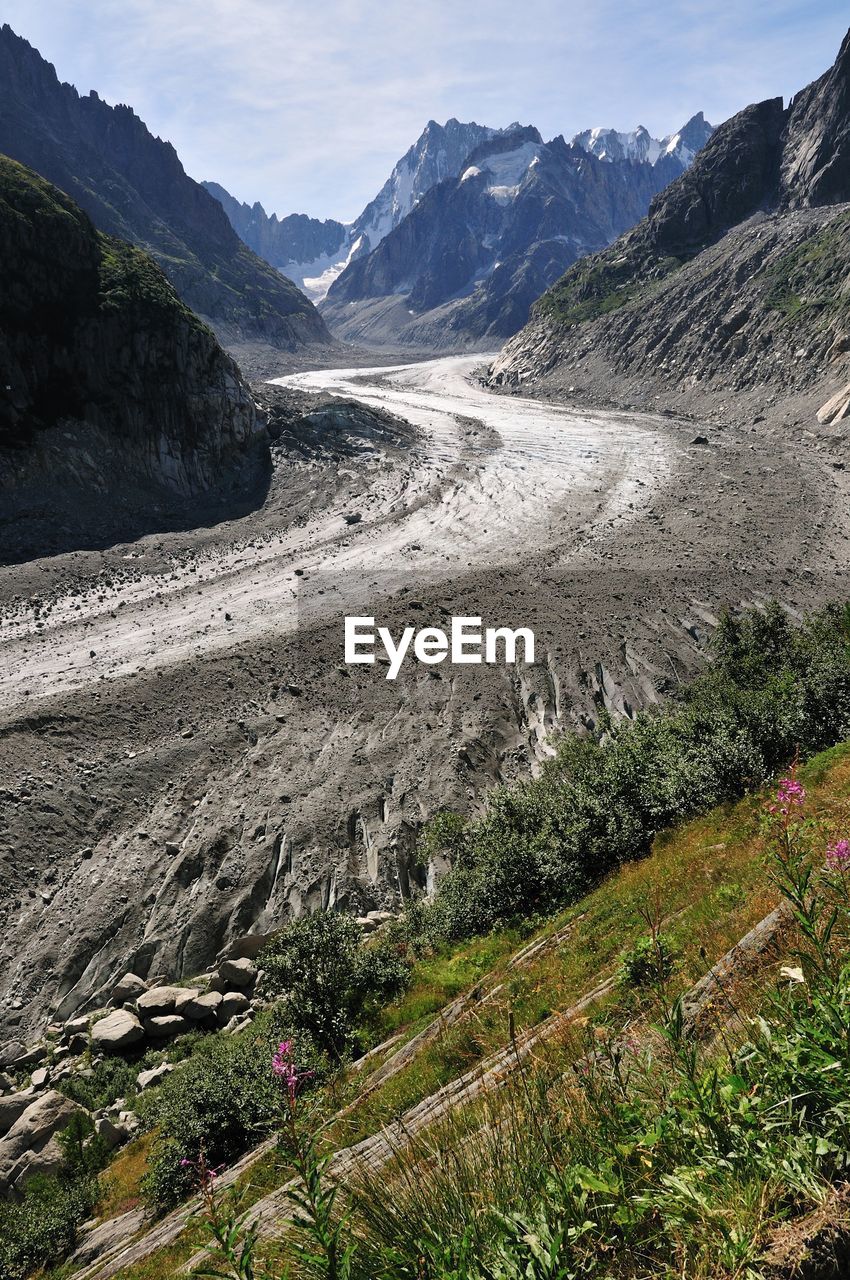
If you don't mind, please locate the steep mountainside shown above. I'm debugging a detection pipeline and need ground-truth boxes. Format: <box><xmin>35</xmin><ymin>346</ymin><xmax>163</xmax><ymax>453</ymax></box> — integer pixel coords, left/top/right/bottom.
<box><xmin>0</xmin><ymin>156</ymin><xmax>264</xmax><ymax>546</ymax></box>
<box><xmin>490</xmin><ymin>30</ymin><xmax>850</xmax><ymax>424</ymax></box>
<box><xmin>205</xmin><ymin>119</ymin><xmax>498</xmax><ymax>301</ymax></box>
<box><xmin>201</xmin><ymin>184</ymin><xmax>348</xmax><ymax>301</ymax></box>
<box><xmin>0</xmin><ymin>24</ymin><xmax>330</xmax><ymax>350</ymax></box>
<box><xmin>320</xmin><ymin>120</ymin><xmax>706</xmax><ymax>350</ymax></box>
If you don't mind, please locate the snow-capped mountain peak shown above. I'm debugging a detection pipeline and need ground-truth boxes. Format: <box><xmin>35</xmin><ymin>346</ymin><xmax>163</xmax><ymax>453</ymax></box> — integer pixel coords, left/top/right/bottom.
<box><xmin>571</xmin><ymin>113</ymin><xmax>713</xmax><ymax>169</ymax></box>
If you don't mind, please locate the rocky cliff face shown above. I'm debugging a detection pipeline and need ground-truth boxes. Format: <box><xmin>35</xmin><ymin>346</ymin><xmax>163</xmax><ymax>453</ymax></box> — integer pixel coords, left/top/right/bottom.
<box><xmin>0</xmin><ymin>24</ymin><xmax>330</xmax><ymax>351</ymax></box>
<box><xmin>205</xmin><ymin>119</ymin><xmax>500</xmax><ymax>302</ymax></box>
<box><xmin>0</xmin><ymin>156</ymin><xmax>264</xmax><ymax>531</ymax></box>
<box><xmin>490</xmin><ymin>28</ymin><xmax>850</xmax><ymax>410</ymax></box>
<box><xmin>201</xmin><ymin>183</ymin><xmax>349</xmax><ymax>300</ymax></box>
<box><xmin>320</xmin><ymin>123</ymin><xmax>699</xmax><ymax>349</ymax></box>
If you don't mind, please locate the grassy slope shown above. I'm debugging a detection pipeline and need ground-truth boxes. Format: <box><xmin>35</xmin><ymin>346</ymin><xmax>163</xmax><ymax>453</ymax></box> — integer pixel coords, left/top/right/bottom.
<box><xmin>98</xmin><ymin>740</ymin><xmax>850</xmax><ymax>1280</ymax></box>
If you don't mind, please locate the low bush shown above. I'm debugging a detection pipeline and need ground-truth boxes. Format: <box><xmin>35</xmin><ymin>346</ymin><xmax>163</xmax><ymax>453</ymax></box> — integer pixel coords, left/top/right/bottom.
<box><xmin>0</xmin><ymin>1171</ymin><xmax>98</xmax><ymax>1280</ymax></box>
<box><xmin>138</xmin><ymin>1007</ymin><xmax>329</xmax><ymax>1213</ymax></box>
<box><xmin>259</xmin><ymin>912</ymin><xmax>411</xmax><ymax>1058</ymax></box>
<box><xmin>421</xmin><ymin>602</ymin><xmax>850</xmax><ymax>940</ymax></box>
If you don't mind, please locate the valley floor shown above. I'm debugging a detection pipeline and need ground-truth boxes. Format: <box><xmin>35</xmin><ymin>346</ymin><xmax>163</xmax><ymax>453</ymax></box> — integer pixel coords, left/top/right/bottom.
<box><xmin>0</xmin><ymin>356</ymin><xmax>847</xmax><ymax>1045</ymax></box>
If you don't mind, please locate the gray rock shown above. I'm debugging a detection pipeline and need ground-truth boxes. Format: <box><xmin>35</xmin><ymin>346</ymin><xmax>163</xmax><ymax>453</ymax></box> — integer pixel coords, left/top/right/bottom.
<box><xmin>110</xmin><ymin>973</ymin><xmax>149</xmax><ymax>1005</ymax></box>
<box><xmin>0</xmin><ymin>1090</ymin><xmax>85</xmax><ymax>1194</ymax></box>
<box><xmin>0</xmin><ymin>1073</ymin><xmax>14</xmax><ymax>1093</ymax></box>
<box><xmin>63</xmin><ymin>1015</ymin><xmax>90</xmax><ymax>1036</ymax></box>
<box><xmin>217</xmin><ymin>992</ymin><xmax>250</xmax><ymax>1024</ymax></box>
<box><xmin>0</xmin><ymin>1043</ymin><xmax>25</xmax><ymax>1071</ymax></box>
<box><xmin>181</xmin><ymin>991</ymin><xmax>222</xmax><ymax>1022</ymax></box>
<box><xmin>173</xmin><ymin>988</ymin><xmax>202</xmax><ymax>1016</ymax></box>
<box><xmin>30</xmin><ymin>1067</ymin><xmax>50</xmax><ymax>1090</ymax></box>
<box><xmin>136</xmin><ymin>985</ymin><xmax>185</xmax><ymax>1017</ymax></box>
<box><xmin>143</xmin><ymin>1014</ymin><xmax>189</xmax><ymax>1039</ymax></box>
<box><xmin>11</xmin><ymin>1044</ymin><xmax>47</xmax><ymax>1070</ymax></box>
<box><xmin>94</xmin><ymin>1116</ymin><xmax>127</xmax><ymax>1150</ymax></box>
<box><xmin>217</xmin><ymin>958</ymin><xmax>257</xmax><ymax>989</ymax></box>
<box><xmin>136</xmin><ymin>1062</ymin><xmax>173</xmax><ymax>1092</ymax></box>
<box><xmin>0</xmin><ymin>1092</ymin><xmax>31</xmax><ymax>1137</ymax></box>
<box><xmin>91</xmin><ymin>1009</ymin><xmax>145</xmax><ymax>1054</ymax></box>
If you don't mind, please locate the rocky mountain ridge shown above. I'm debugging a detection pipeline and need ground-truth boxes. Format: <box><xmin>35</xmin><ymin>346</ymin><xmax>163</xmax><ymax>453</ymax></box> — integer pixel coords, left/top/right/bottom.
<box><xmin>204</xmin><ymin>118</ymin><xmax>500</xmax><ymax>301</ymax></box>
<box><xmin>571</xmin><ymin>112</ymin><xmax>713</xmax><ymax>166</ymax></box>
<box><xmin>489</xmin><ymin>28</ymin><xmax>850</xmax><ymax>420</ymax></box>
<box><xmin>320</xmin><ymin>117</ymin><xmax>707</xmax><ymax>349</ymax></box>
<box><xmin>0</xmin><ymin>23</ymin><xmax>330</xmax><ymax>351</ymax></box>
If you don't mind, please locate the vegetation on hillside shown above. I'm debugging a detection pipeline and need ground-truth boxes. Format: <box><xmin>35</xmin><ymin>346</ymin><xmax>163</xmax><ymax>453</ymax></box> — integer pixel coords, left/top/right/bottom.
<box><xmin>419</xmin><ymin>603</ymin><xmax>850</xmax><ymax>941</ymax></box>
<box><xmin>191</xmin><ymin>770</ymin><xmax>850</xmax><ymax>1279</ymax></box>
<box><xmin>761</xmin><ymin>208</ymin><xmax>850</xmax><ymax>324</ymax></box>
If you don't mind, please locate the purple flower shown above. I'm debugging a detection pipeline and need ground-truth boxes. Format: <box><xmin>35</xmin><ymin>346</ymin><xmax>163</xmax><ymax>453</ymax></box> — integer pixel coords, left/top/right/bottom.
<box><xmin>827</xmin><ymin>838</ymin><xmax>850</xmax><ymax>869</ymax></box>
<box><xmin>272</xmin><ymin>1039</ymin><xmax>309</xmax><ymax>1102</ymax></box>
<box><xmin>770</xmin><ymin>775</ymin><xmax>807</xmax><ymax>817</ymax></box>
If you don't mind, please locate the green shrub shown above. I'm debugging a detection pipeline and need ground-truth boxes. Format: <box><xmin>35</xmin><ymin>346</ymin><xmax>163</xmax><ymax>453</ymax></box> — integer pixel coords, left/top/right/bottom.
<box><xmin>421</xmin><ymin>602</ymin><xmax>850</xmax><ymax>941</ymax></box>
<box><xmin>620</xmin><ymin>934</ymin><xmax>678</xmax><ymax>988</ymax></box>
<box><xmin>138</xmin><ymin>1007</ymin><xmax>328</xmax><ymax>1213</ymax></box>
<box><xmin>0</xmin><ymin>1173</ymin><xmax>98</xmax><ymax>1280</ymax></box>
<box><xmin>57</xmin><ymin>1054</ymin><xmax>139</xmax><ymax>1112</ymax></box>
<box><xmin>259</xmin><ymin>912</ymin><xmax>411</xmax><ymax>1058</ymax></box>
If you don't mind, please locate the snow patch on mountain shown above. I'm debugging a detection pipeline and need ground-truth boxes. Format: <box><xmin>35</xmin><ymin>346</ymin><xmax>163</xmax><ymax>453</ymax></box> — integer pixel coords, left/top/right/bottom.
<box><xmin>571</xmin><ymin>113</ymin><xmax>714</xmax><ymax>169</ymax></box>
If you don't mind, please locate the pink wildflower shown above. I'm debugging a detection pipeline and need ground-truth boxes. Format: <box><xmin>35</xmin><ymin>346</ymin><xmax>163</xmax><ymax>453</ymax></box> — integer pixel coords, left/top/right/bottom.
<box><xmin>826</xmin><ymin>838</ymin><xmax>850</xmax><ymax>870</ymax></box>
<box><xmin>770</xmin><ymin>775</ymin><xmax>807</xmax><ymax>817</ymax></box>
<box><xmin>272</xmin><ymin>1039</ymin><xmax>309</xmax><ymax>1102</ymax></box>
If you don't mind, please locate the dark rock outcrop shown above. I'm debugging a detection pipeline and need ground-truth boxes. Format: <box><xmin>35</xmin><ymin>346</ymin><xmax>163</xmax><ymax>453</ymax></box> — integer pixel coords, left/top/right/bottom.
<box><xmin>0</xmin><ymin>156</ymin><xmax>265</xmax><ymax>520</ymax></box>
<box><xmin>0</xmin><ymin>24</ymin><xmax>330</xmax><ymax>350</ymax></box>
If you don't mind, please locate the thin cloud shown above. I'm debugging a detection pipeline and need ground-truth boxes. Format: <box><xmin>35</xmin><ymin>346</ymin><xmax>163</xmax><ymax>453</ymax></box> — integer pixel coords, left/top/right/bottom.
<box><xmin>2</xmin><ymin>0</ymin><xmax>847</xmax><ymax>219</ymax></box>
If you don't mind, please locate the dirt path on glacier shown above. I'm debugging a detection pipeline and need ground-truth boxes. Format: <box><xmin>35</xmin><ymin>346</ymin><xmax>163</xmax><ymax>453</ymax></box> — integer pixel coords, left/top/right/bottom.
<box><xmin>0</xmin><ymin>356</ymin><xmax>847</xmax><ymax>1047</ymax></box>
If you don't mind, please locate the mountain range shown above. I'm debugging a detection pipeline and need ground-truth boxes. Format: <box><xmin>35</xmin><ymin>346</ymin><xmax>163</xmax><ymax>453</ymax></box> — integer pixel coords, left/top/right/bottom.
<box><xmin>0</xmin><ymin>24</ymin><xmax>329</xmax><ymax>352</ymax></box>
<box><xmin>204</xmin><ymin>118</ymin><xmax>501</xmax><ymax>301</ymax></box>
<box><xmin>489</xmin><ymin>28</ymin><xmax>850</xmax><ymax>424</ymax></box>
<box><xmin>207</xmin><ymin>113</ymin><xmax>712</xmax><ymax>349</ymax></box>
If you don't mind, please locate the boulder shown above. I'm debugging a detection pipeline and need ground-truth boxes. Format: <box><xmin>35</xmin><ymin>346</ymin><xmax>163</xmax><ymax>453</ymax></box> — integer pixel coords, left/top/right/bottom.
<box><xmin>173</xmin><ymin>988</ymin><xmax>202</xmax><ymax>1016</ymax></box>
<box><xmin>818</xmin><ymin>381</ymin><xmax>850</xmax><ymax>425</ymax></box>
<box><xmin>91</xmin><ymin>1009</ymin><xmax>145</xmax><ymax>1054</ymax></box>
<box><xmin>11</xmin><ymin>1044</ymin><xmax>46</xmax><ymax>1070</ymax></box>
<box><xmin>217</xmin><ymin>992</ymin><xmax>250</xmax><ymax>1024</ymax></box>
<box><xmin>136</xmin><ymin>1063</ymin><xmax>173</xmax><ymax>1092</ymax></box>
<box><xmin>0</xmin><ymin>1090</ymin><xmax>84</xmax><ymax>1194</ymax></box>
<box><xmin>94</xmin><ymin>1116</ymin><xmax>128</xmax><ymax>1150</ymax></box>
<box><xmin>63</xmin><ymin>1015</ymin><xmax>89</xmax><ymax>1037</ymax></box>
<box><xmin>0</xmin><ymin>1043</ymin><xmax>24</xmax><ymax>1071</ymax></box>
<box><xmin>0</xmin><ymin>1073</ymin><xmax>13</xmax><ymax>1094</ymax></box>
<box><xmin>217</xmin><ymin>958</ymin><xmax>257</xmax><ymax>989</ymax></box>
<box><xmin>136</xmin><ymin>985</ymin><xmax>184</xmax><ymax>1017</ymax></box>
<box><xmin>181</xmin><ymin>991</ymin><xmax>223</xmax><ymax>1022</ymax></box>
<box><xmin>143</xmin><ymin>1015</ymin><xmax>189</xmax><ymax>1039</ymax></box>
<box><xmin>0</xmin><ymin>1092</ymin><xmax>31</xmax><ymax>1137</ymax></box>
<box><xmin>110</xmin><ymin>973</ymin><xmax>149</xmax><ymax>1005</ymax></box>
<box><xmin>218</xmin><ymin>933</ymin><xmax>272</xmax><ymax>962</ymax></box>
<box><xmin>30</xmin><ymin>1067</ymin><xmax>50</xmax><ymax>1091</ymax></box>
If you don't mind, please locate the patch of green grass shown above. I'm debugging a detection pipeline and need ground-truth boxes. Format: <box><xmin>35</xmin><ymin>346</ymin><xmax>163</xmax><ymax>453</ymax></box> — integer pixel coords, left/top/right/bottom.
<box><xmin>761</xmin><ymin>209</ymin><xmax>850</xmax><ymax>324</ymax></box>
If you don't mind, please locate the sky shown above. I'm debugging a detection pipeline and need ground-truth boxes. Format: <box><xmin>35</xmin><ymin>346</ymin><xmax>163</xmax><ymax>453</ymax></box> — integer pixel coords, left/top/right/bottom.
<box><xmin>3</xmin><ymin>1</ymin><xmax>849</xmax><ymax>221</ymax></box>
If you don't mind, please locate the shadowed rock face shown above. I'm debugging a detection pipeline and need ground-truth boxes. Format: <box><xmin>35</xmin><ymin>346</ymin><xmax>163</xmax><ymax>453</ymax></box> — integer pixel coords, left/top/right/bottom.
<box><xmin>0</xmin><ymin>156</ymin><xmax>262</xmax><ymax>504</ymax></box>
<box><xmin>782</xmin><ymin>28</ymin><xmax>850</xmax><ymax>208</ymax></box>
<box><xmin>0</xmin><ymin>23</ymin><xmax>330</xmax><ymax>350</ymax></box>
